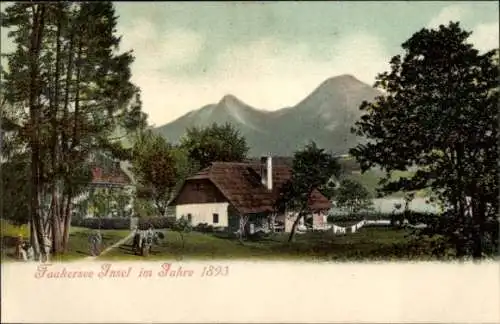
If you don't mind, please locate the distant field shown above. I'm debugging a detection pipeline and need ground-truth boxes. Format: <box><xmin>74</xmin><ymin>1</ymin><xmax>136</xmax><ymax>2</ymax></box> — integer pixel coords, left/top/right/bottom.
<box><xmin>344</xmin><ymin>166</ymin><xmax>431</xmax><ymax>198</ymax></box>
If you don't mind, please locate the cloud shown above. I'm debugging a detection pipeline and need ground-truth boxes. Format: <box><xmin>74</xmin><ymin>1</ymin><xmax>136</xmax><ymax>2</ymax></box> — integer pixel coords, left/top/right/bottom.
<box><xmin>126</xmin><ymin>31</ymin><xmax>390</xmax><ymax>126</ymax></box>
<box><xmin>427</xmin><ymin>4</ymin><xmax>469</xmax><ymax>28</ymax></box>
<box><xmin>469</xmin><ymin>22</ymin><xmax>499</xmax><ymax>52</ymax></box>
<box><xmin>426</xmin><ymin>5</ymin><xmax>499</xmax><ymax>52</ymax></box>
<box><xmin>119</xmin><ymin>19</ymin><xmax>204</xmax><ymax>72</ymax></box>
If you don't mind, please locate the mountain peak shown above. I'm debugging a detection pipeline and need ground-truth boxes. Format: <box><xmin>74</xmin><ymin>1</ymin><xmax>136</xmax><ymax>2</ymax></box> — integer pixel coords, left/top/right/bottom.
<box><xmin>321</xmin><ymin>74</ymin><xmax>364</xmax><ymax>87</ymax></box>
<box><xmin>219</xmin><ymin>94</ymin><xmax>241</xmax><ymax>105</ymax></box>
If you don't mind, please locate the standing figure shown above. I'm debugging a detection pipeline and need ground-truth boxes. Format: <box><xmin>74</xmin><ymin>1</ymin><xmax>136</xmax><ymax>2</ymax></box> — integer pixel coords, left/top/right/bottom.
<box><xmin>42</xmin><ymin>235</ymin><xmax>51</xmax><ymax>263</ymax></box>
<box><xmin>26</xmin><ymin>242</ymin><xmax>35</xmax><ymax>261</ymax></box>
<box><xmin>15</xmin><ymin>234</ymin><xmax>23</xmax><ymax>260</ymax></box>
<box><xmin>88</xmin><ymin>230</ymin><xmax>102</xmax><ymax>256</ymax></box>
<box><xmin>141</xmin><ymin>225</ymin><xmax>155</xmax><ymax>257</ymax></box>
<box><xmin>132</xmin><ymin>227</ymin><xmax>143</xmax><ymax>255</ymax></box>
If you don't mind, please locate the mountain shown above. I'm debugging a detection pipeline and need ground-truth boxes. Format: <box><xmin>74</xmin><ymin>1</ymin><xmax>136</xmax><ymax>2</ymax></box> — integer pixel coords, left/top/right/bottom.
<box><xmin>155</xmin><ymin>74</ymin><xmax>382</xmax><ymax>157</ymax></box>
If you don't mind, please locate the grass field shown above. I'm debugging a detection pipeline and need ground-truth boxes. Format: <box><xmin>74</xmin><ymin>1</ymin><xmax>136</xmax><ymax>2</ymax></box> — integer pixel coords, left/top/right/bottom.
<box><xmin>100</xmin><ymin>226</ymin><xmax>430</xmax><ymax>262</ymax></box>
<box><xmin>2</xmin><ymin>219</ymin><xmax>443</xmax><ymax>262</ymax></box>
<box><xmin>1</xmin><ymin>219</ymin><xmax>130</xmax><ymax>262</ymax></box>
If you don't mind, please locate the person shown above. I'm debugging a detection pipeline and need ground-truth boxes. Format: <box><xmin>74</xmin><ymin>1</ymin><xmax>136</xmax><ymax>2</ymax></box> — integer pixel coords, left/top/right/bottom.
<box><xmin>88</xmin><ymin>230</ymin><xmax>102</xmax><ymax>256</ymax></box>
<box><xmin>132</xmin><ymin>226</ymin><xmax>143</xmax><ymax>254</ymax></box>
<box><xmin>19</xmin><ymin>241</ymin><xmax>28</xmax><ymax>261</ymax></box>
<box><xmin>15</xmin><ymin>234</ymin><xmax>23</xmax><ymax>260</ymax></box>
<box><xmin>146</xmin><ymin>225</ymin><xmax>154</xmax><ymax>240</ymax></box>
<box><xmin>42</xmin><ymin>235</ymin><xmax>51</xmax><ymax>262</ymax></box>
<box><xmin>26</xmin><ymin>242</ymin><xmax>34</xmax><ymax>261</ymax></box>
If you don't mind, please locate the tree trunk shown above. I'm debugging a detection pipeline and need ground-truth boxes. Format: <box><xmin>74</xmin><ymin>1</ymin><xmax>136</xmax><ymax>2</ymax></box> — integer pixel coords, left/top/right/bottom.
<box><xmin>471</xmin><ymin>193</ymin><xmax>485</xmax><ymax>260</ymax></box>
<box><xmin>288</xmin><ymin>211</ymin><xmax>304</xmax><ymax>243</ymax></box>
<box><xmin>62</xmin><ymin>191</ymin><xmax>73</xmax><ymax>251</ymax></box>
<box><xmin>51</xmin><ymin>187</ymin><xmax>63</xmax><ymax>254</ymax></box>
<box><xmin>28</xmin><ymin>4</ymin><xmax>47</xmax><ymax>261</ymax></box>
<box><xmin>238</xmin><ymin>215</ymin><xmax>249</xmax><ymax>243</ymax></box>
<box><xmin>29</xmin><ymin>218</ymin><xmax>41</xmax><ymax>259</ymax></box>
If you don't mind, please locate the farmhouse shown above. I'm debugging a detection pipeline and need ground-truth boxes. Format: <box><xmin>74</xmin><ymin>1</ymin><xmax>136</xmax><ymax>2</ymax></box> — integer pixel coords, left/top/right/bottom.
<box><xmin>73</xmin><ymin>158</ymin><xmax>136</xmax><ymax>219</ymax></box>
<box><xmin>168</xmin><ymin>156</ymin><xmax>331</xmax><ymax>233</ymax></box>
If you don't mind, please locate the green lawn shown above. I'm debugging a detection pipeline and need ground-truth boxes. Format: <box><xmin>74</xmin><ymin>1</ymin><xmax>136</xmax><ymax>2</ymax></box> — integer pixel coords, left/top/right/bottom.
<box><xmin>1</xmin><ymin>220</ymin><xmax>130</xmax><ymax>262</ymax></box>
<box><xmin>100</xmin><ymin>227</ymin><xmax>430</xmax><ymax>261</ymax></box>
<box><xmin>1</xmin><ymin>218</ymin><xmax>443</xmax><ymax>262</ymax></box>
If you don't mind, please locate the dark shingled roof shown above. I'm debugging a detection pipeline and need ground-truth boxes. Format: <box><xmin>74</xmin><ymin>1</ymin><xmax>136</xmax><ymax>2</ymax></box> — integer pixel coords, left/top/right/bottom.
<box><xmin>179</xmin><ymin>161</ymin><xmax>331</xmax><ymax>214</ymax></box>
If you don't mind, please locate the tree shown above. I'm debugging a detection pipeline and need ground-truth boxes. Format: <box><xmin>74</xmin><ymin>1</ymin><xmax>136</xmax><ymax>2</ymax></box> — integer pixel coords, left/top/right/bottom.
<box><xmin>275</xmin><ymin>142</ymin><xmax>341</xmax><ymax>242</ymax></box>
<box><xmin>349</xmin><ymin>22</ymin><xmax>498</xmax><ymax>259</ymax></box>
<box><xmin>335</xmin><ymin>179</ymin><xmax>373</xmax><ymax>214</ymax></box>
<box><xmin>131</xmin><ymin>130</ymin><xmax>178</xmax><ymax>216</ymax></box>
<box><xmin>180</xmin><ymin>122</ymin><xmax>249</xmax><ymax>170</ymax></box>
<box><xmin>1</xmin><ymin>2</ymin><xmax>146</xmax><ymax>256</ymax></box>
<box><xmin>0</xmin><ymin>157</ymin><xmax>31</xmax><ymax>226</ymax></box>
<box><xmin>171</xmin><ymin>216</ymin><xmax>192</xmax><ymax>250</ymax></box>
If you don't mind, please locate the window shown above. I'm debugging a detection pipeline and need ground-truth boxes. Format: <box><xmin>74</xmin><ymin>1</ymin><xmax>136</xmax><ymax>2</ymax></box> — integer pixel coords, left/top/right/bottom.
<box><xmin>212</xmin><ymin>213</ymin><xmax>219</xmax><ymax>224</ymax></box>
<box><xmin>187</xmin><ymin>213</ymin><xmax>192</xmax><ymax>223</ymax></box>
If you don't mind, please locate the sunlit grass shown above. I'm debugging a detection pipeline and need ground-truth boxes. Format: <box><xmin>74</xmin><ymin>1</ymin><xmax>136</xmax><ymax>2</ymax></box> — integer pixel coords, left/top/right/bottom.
<box><xmin>1</xmin><ymin>220</ymin><xmax>130</xmax><ymax>262</ymax></box>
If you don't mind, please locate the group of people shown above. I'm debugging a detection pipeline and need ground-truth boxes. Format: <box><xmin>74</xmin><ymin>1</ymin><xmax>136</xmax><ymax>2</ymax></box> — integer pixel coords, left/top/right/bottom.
<box><xmin>132</xmin><ymin>225</ymin><xmax>157</xmax><ymax>256</ymax></box>
<box><xmin>15</xmin><ymin>234</ymin><xmax>52</xmax><ymax>262</ymax></box>
<box><xmin>15</xmin><ymin>224</ymin><xmax>162</xmax><ymax>261</ymax></box>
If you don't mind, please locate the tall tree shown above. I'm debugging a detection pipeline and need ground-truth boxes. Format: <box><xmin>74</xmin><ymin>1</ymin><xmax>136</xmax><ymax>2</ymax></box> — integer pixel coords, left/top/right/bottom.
<box><xmin>349</xmin><ymin>22</ymin><xmax>498</xmax><ymax>259</ymax></box>
<box><xmin>1</xmin><ymin>2</ymin><xmax>146</xmax><ymax>255</ymax></box>
<box><xmin>180</xmin><ymin>122</ymin><xmax>249</xmax><ymax>170</ymax></box>
<box><xmin>275</xmin><ymin>142</ymin><xmax>341</xmax><ymax>242</ymax></box>
<box><xmin>131</xmin><ymin>130</ymin><xmax>178</xmax><ymax>216</ymax></box>
<box><xmin>335</xmin><ymin>179</ymin><xmax>373</xmax><ymax>214</ymax></box>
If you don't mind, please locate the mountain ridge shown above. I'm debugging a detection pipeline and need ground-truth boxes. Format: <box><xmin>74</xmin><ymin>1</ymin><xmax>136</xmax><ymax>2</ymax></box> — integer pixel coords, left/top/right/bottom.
<box><xmin>155</xmin><ymin>74</ymin><xmax>382</xmax><ymax>156</ymax></box>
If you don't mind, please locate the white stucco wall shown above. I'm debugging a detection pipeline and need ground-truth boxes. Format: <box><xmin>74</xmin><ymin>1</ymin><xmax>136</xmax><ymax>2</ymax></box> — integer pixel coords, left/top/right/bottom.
<box><xmin>175</xmin><ymin>202</ymin><xmax>230</xmax><ymax>227</ymax></box>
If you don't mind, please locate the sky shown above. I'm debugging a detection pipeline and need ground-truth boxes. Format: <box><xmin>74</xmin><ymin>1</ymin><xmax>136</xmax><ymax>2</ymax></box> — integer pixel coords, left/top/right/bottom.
<box><xmin>1</xmin><ymin>1</ymin><xmax>499</xmax><ymax>126</ymax></box>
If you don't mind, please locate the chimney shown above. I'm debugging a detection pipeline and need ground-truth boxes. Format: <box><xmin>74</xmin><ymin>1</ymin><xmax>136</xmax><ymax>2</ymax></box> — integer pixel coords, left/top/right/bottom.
<box><xmin>260</xmin><ymin>155</ymin><xmax>272</xmax><ymax>190</ymax></box>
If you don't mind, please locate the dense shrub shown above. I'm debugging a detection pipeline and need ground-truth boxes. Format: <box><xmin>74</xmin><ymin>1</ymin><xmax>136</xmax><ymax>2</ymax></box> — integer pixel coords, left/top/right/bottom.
<box><xmin>138</xmin><ymin>217</ymin><xmax>175</xmax><ymax>229</ymax></box>
<box><xmin>71</xmin><ymin>216</ymin><xmax>176</xmax><ymax>230</ymax></box>
<box><xmin>193</xmin><ymin>222</ymin><xmax>214</xmax><ymax>233</ymax></box>
<box><xmin>327</xmin><ymin>211</ymin><xmax>439</xmax><ymax>224</ymax></box>
<box><xmin>71</xmin><ymin>217</ymin><xmax>131</xmax><ymax>230</ymax></box>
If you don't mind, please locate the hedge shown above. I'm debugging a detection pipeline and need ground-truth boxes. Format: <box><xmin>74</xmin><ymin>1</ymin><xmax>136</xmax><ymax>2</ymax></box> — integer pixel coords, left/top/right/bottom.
<box><xmin>327</xmin><ymin>211</ymin><xmax>440</xmax><ymax>224</ymax></box>
<box><xmin>71</xmin><ymin>217</ymin><xmax>131</xmax><ymax>230</ymax></box>
<box><xmin>71</xmin><ymin>217</ymin><xmax>175</xmax><ymax>230</ymax></box>
<box><xmin>138</xmin><ymin>217</ymin><xmax>175</xmax><ymax>230</ymax></box>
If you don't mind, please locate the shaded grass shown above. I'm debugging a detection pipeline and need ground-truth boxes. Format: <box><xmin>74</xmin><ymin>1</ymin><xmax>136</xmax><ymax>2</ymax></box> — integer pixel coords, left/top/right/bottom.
<box><xmin>100</xmin><ymin>227</ymin><xmax>431</xmax><ymax>262</ymax></box>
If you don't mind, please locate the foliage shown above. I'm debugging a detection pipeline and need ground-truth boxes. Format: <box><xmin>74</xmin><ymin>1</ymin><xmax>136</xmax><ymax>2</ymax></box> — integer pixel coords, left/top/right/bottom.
<box><xmin>138</xmin><ymin>217</ymin><xmax>175</xmax><ymax>230</ymax></box>
<box><xmin>70</xmin><ymin>216</ymin><xmax>174</xmax><ymax>230</ymax></box>
<box><xmin>193</xmin><ymin>223</ymin><xmax>215</xmax><ymax>233</ymax></box>
<box><xmin>349</xmin><ymin>22</ymin><xmax>498</xmax><ymax>258</ymax></box>
<box><xmin>275</xmin><ymin>141</ymin><xmax>341</xmax><ymax>242</ymax></box>
<box><xmin>1</xmin><ymin>2</ymin><xmax>147</xmax><ymax>255</ymax></box>
<box><xmin>131</xmin><ymin>130</ymin><xmax>178</xmax><ymax>216</ymax></box>
<box><xmin>180</xmin><ymin>122</ymin><xmax>249</xmax><ymax>170</ymax></box>
<box><xmin>1</xmin><ymin>158</ymin><xmax>30</xmax><ymax>225</ymax></box>
<box><xmin>132</xmin><ymin>197</ymin><xmax>157</xmax><ymax>218</ymax></box>
<box><xmin>335</xmin><ymin>178</ymin><xmax>374</xmax><ymax>213</ymax></box>
<box><xmin>171</xmin><ymin>216</ymin><xmax>193</xmax><ymax>248</ymax></box>
<box><xmin>71</xmin><ymin>217</ymin><xmax>131</xmax><ymax>230</ymax></box>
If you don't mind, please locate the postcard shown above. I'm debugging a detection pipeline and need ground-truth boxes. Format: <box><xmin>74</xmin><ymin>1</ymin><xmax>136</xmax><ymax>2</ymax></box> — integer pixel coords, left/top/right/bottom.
<box><xmin>1</xmin><ymin>1</ymin><xmax>499</xmax><ymax>323</ymax></box>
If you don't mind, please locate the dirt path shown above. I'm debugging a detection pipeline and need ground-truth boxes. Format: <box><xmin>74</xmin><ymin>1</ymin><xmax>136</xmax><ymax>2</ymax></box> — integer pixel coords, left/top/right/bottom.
<box><xmin>85</xmin><ymin>232</ymin><xmax>133</xmax><ymax>261</ymax></box>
